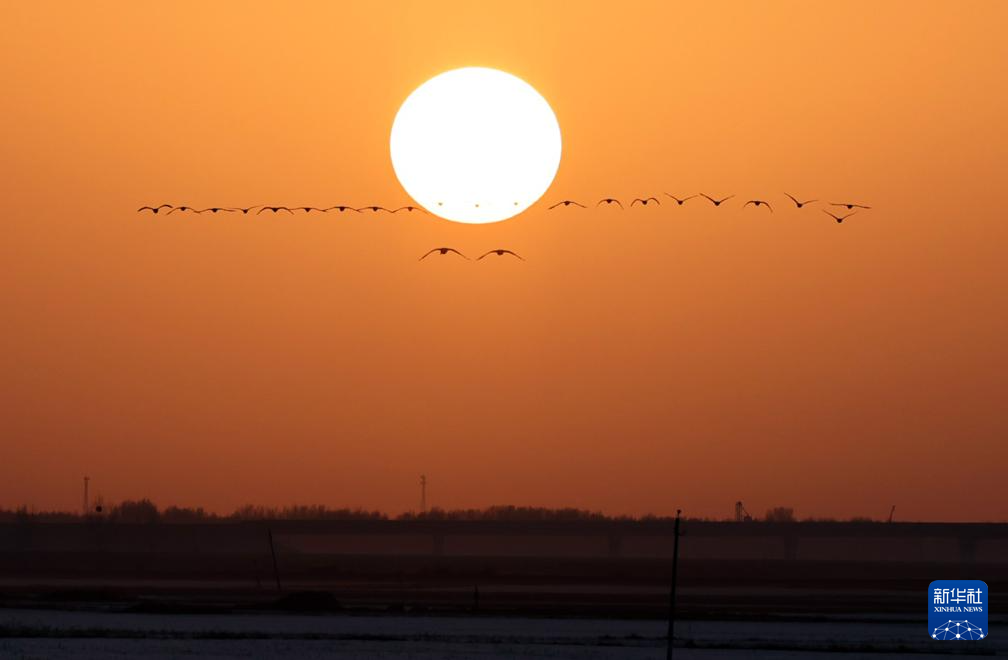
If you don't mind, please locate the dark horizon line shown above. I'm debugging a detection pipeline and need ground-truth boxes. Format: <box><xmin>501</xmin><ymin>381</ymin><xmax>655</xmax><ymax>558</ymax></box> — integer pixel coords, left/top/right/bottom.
<box><xmin>1</xmin><ymin>502</ymin><xmax>1000</xmax><ymax>525</ymax></box>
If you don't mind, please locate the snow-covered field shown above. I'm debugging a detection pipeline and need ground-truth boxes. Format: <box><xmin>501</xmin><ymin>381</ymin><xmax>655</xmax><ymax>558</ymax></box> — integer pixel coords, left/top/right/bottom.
<box><xmin>0</xmin><ymin>608</ymin><xmax>1001</xmax><ymax>658</ymax></box>
<box><xmin>0</xmin><ymin>639</ymin><xmax>987</xmax><ymax>659</ymax></box>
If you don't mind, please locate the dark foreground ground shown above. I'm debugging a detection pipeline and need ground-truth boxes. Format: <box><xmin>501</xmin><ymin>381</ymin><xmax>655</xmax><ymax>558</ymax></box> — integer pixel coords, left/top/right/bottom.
<box><xmin>3</xmin><ymin>607</ymin><xmax>1005</xmax><ymax>659</ymax></box>
<box><xmin>1</xmin><ymin>520</ymin><xmax>1005</xmax><ymax>657</ymax></box>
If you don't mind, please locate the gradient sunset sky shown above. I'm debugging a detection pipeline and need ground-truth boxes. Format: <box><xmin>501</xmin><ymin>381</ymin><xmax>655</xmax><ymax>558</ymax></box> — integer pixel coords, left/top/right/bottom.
<box><xmin>2</xmin><ymin>1</ymin><xmax>1005</xmax><ymax>521</ymax></box>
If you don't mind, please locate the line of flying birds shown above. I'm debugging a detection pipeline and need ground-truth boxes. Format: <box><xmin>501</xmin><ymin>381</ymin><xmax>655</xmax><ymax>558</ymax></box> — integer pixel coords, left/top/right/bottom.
<box><xmin>135</xmin><ymin>205</ymin><xmax>525</xmax><ymax>261</ymax></box>
<box><xmin>549</xmin><ymin>193</ymin><xmax>871</xmax><ymax>223</ymax></box>
<box><xmin>138</xmin><ymin>194</ymin><xmax>872</xmax><ymax>263</ymax></box>
<box><xmin>137</xmin><ymin>194</ymin><xmax>871</xmax><ymax>224</ymax></box>
<box><xmin>136</xmin><ymin>204</ymin><xmax>428</xmax><ymax>215</ymax></box>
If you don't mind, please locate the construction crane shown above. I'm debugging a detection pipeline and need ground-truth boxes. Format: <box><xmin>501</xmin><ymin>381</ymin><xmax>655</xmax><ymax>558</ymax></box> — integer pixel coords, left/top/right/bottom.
<box><xmin>735</xmin><ymin>501</ymin><xmax>752</xmax><ymax>522</ymax></box>
<box><xmin>887</xmin><ymin>505</ymin><xmax>896</xmax><ymax>523</ymax></box>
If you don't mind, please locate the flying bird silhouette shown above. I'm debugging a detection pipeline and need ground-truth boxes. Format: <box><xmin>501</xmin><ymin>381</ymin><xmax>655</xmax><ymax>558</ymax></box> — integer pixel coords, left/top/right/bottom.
<box><xmin>256</xmin><ymin>206</ymin><xmax>294</xmax><ymax>214</ymax></box>
<box><xmin>630</xmin><ymin>197</ymin><xmax>660</xmax><ymax>207</ymax></box>
<box><xmin>664</xmin><ymin>194</ymin><xmax>698</xmax><ymax>206</ymax></box>
<box><xmin>137</xmin><ymin>204</ymin><xmax>173</xmax><ymax>214</ymax></box>
<box><xmin>784</xmin><ymin>193</ymin><xmax>816</xmax><ymax>208</ymax></box>
<box><xmin>823</xmin><ymin>210</ymin><xmax>857</xmax><ymax>224</ymax></box>
<box><xmin>548</xmin><ymin>200</ymin><xmax>585</xmax><ymax>209</ymax></box>
<box><xmin>391</xmin><ymin>205</ymin><xmax>428</xmax><ymax>214</ymax></box>
<box><xmin>596</xmin><ymin>198</ymin><xmax>624</xmax><ymax>209</ymax></box>
<box><xmin>166</xmin><ymin>205</ymin><xmax>197</xmax><ymax>214</ymax></box>
<box><xmin>701</xmin><ymin>194</ymin><xmax>735</xmax><ymax>207</ymax></box>
<box><xmin>230</xmin><ymin>205</ymin><xmax>264</xmax><ymax>214</ymax></box>
<box><xmin>744</xmin><ymin>200</ymin><xmax>773</xmax><ymax>212</ymax></box>
<box><xmin>356</xmin><ymin>205</ymin><xmax>391</xmax><ymax>213</ymax></box>
<box><xmin>419</xmin><ymin>247</ymin><xmax>468</xmax><ymax>260</ymax></box>
<box><xmin>831</xmin><ymin>201</ymin><xmax>872</xmax><ymax>210</ymax></box>
<box><xmin>478</xmin><ymin>249</ymin><xmax>525</xmax><ymax>261</ymax></box>
<box><xmin>322</xmin><ymin>205</ymin><xmax>359</xmax><ymax>213</ymax></box>
<box><xmin>193</xmin><ymin>207</ymin><xmax>236</xmax><ymax>214</ymax></box>
<box><xmin>292</xmin><ymin>206</ymin><xmax>325</xmax><ymax>213</ymax></box>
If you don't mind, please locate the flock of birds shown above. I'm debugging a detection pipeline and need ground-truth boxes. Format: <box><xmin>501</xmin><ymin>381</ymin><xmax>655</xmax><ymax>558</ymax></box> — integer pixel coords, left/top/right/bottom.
<box><xmin>139</xmin><ymin>194</ymin><xmax>871</xmax><ymax>224</ymax></box>
<box><xmin>138</xmin><ymin>193</ymin><xmax>871</xmax><ymax>262</ymax></box>
<box><xmin>420</xmin><ymin>247</ymin><xmax>523</xmax><ymax>261</ymax></box>
<box><xmin>136</xmin><ymin>203</ymin><xmax>525</xmax><ymax>261</ymax></box>
<box><xmin>547</xmin><ymin>193</ymin><xmax>871</xmax><ymax>223</ymax></box>
<box><xmin>137</xmin><ymin>204</ymin><xmax>428</xmax><ymax>215</ymax></box>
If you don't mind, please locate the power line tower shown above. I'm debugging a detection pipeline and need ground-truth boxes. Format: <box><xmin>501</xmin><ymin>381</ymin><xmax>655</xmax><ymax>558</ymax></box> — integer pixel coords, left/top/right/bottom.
<box><xmin>734</xmin><ymin>500</ymin><xmax>752</xmax><ymax>522</ymax></box>
<box><xmin>420</xmin><ymin>474</ymin><xmax>427</xmax><ymax>514</ymax></box>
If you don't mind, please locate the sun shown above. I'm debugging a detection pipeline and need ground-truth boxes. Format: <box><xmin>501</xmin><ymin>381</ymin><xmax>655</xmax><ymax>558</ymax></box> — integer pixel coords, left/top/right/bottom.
<box><xmin>390</xmin><ymin>67</ymin><xmax>562</xmax><ymax>224</ymax></box>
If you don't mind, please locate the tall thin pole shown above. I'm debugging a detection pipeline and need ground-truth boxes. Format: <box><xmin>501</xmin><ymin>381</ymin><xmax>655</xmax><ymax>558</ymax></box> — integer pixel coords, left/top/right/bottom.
<box><xmin>666</xmin><ymin>509</ymin><xmax>682</xmax><ymax>660</ymax></box>
<box><xmin>267</xmin><ymin>528</ymin><xmax>282</xmax><ymax>591</ymax></box>
<box><xmin>420</xmin><ymin>474</ymin><xmax>427</xmax><ymax>513</ymax></box>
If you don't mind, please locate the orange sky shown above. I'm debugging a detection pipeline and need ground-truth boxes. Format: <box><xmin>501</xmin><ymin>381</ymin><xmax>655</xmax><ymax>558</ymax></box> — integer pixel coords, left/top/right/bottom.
<box><xmin>2</xmin><ymin>1</ymin><xmax>1006</xmax><ymax>521</ymax></box>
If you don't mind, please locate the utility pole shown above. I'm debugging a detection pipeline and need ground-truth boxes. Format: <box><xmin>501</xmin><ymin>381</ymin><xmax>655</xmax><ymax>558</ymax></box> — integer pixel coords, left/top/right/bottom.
<box><xmin>267</xmin><ymin>528</ymin><xmax>282</xmax><ymax>591</ymax></box>
<box><xmin>666</xmin><ymin>509</ymin><xmax>682</xmax><ymax>660</ymax></box>
<box><xmin>83</xmin><ymin>476</ymin><xmax>89</xmax><ymax>516</ymax></box>
<box><xmin>420</xmin><ymin>474</ymin><xmax>427</xmax><ymax>513</ymax></box>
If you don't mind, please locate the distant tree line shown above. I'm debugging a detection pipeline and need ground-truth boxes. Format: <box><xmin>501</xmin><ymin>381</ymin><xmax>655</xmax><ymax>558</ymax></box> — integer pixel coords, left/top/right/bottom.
<box><xmin>0</xmin><ymin>501</ymin><xmax>388</xmax><ymax>524</ymax></box>
<box><xmin>0</xmin><ymin>501</ymin><xmax>889</xmax><ymax>524</ymax></box>
<box><xmin>399</xmin><ymin>505</ymin><xmax>619</xmax><ymax>522</ymax></box>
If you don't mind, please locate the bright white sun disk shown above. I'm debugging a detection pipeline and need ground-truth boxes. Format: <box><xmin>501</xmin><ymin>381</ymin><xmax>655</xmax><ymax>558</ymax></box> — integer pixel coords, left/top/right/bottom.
<box><xmin>390</xmin><ymin>67</ymin><xmax>562</xmax><ymax>224</ymax></box>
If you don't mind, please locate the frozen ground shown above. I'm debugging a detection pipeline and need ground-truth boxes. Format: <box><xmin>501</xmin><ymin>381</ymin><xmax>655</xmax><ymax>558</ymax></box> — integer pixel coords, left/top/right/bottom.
<box><xmin>0</xmin><ymin>608</ymin><xmax>1001</xmax><ymax>658</ymax></box>
<box><xmin>0</xmin><ymin>639</ymin><xmax>992</xmax><ymax>659</ymax></box>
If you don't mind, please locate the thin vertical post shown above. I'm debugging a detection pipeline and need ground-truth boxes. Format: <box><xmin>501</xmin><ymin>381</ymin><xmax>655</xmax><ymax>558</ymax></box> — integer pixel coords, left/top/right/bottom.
<box><xmin>420</xmin><ymin>474</ymin><xmax>427</xmax><ymax>513</ymax></box>
<box><xmin>267</xmin><ymin>527</ymin><xmax>282</xmax><ymax>591</ymax></box>
<box><xmin>667</xmin><ymin>509</ymin><xmax>682</xmax><ymax>660</ymax></box>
